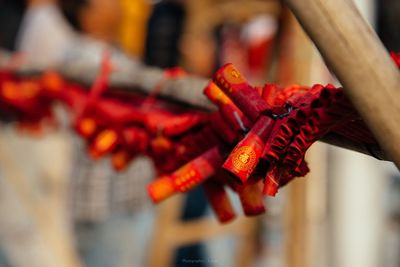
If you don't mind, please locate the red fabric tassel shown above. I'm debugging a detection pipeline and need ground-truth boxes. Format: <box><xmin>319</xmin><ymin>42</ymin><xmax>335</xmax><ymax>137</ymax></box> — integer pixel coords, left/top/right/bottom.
<box><xmin>213</xmin><ymin>63</ymin><xmax>271</xmax><ymax>121</ymax></box>
<box><xmin>223</xmin><ymin>115</ymin><xmax>274</xmax><ymax>182</ymax></box>
<box><xmin>147</xmin><ymin>147</ymin><xmax>224</xmax><ymax>203</ymax></box>
<box><xmin>203</xmin><ymin>179</ymin><xmax>236</xmax><ymax>223</ymax></box>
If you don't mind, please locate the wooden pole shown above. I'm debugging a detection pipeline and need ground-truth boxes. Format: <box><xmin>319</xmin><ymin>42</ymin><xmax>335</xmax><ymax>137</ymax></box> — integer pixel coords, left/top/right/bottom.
<box><xmin>147</xmin><ymin>195</ymin><xmax>259</xmax><ymax>267</ymax></box>
<box><xmin>283</xmin><ymin>0</ymin><xmax>400</xmax><ymax>168</ymax></box>
<box><xmin>278</xmin><ymin>12</ymin><xmax>316</xmax><ymax>267</ymax></box>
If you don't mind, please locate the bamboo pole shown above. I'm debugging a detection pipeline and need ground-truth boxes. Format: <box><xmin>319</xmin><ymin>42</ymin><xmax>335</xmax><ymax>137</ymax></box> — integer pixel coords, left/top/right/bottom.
<box><xmin>283</xmin><ymin>0</ymin><xmax>400</xmax><ymax>168</ymax></box>
<box><xmin>278</xmin><ymin>12</ymin><xmax>315</xmax><ymax>267</ymax></box>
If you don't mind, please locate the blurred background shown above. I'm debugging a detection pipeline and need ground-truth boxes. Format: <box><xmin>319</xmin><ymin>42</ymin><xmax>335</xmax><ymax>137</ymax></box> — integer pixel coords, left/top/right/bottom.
<box><xmin>0</xmin><ymin>0</ymin><xmax>399</xmax><ymax>266</ymax></box>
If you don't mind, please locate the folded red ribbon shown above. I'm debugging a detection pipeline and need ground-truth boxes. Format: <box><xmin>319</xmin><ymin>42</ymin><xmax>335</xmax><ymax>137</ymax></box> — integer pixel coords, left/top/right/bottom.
<box><xmin>0</xmin><ymin>50</ymin><xmax>397</xmax><ymax>223</ymax></box>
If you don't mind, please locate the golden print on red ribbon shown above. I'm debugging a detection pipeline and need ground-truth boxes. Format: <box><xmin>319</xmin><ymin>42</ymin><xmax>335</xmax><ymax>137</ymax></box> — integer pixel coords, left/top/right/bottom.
<box><xmin>231</xmin><ymin>145</ymin><xmax>257</xmax><ymax>173</ymax></box>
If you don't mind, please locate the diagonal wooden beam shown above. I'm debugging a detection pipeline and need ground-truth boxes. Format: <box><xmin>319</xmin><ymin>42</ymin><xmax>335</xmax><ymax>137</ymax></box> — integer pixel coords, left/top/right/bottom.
<box><xmin>283</xmin><ymin>0</ymin><xmax>400</xmax><ymax>168</ymax></box>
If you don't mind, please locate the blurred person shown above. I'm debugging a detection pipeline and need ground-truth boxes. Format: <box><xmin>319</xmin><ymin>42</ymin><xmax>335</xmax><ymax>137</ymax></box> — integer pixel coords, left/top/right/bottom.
<box><xmin>118</xmin><ymin>0</ymin><xmax>151</xmax><ymax>57</ymax></box>
<box><xmin>16</xmin><ymin>0</ymin><xmax>124</xmax><ymax>66</ymax></box>
<box><xmin>59</xmin><ymin>0</ymin><xmax>150</xmax><ymax>57</ymax></box>
<box><xmin>12</xmin><ymin>1</ymin><xmax>154</xmax><ymax>267</ymax></box>
<box><xmin>145</xmin><ymin>2</ymin><xmax>212</xmax><ymax>266</ymax></box>
<box><xmin>16</xmin><ymin>0</ymin><xmax>75</xmax><ymax>66</ymax></box>
<box><xmin>59</xmin><ymin>0</ymin><xmax>121</xmax><ymax>43</ymax></box>
<box><xmin>16</xmin><ymin>0</ymin><xmax>149</xmax><ymax>66</ymax></box>
<box><xmin>144</xmin><ymin>0</ymin><xmax>185</xmax><ymax>68</ymax></box>
<box><xmin>377</xmin><ymin>0</ymin><xmax>400</xmax><ymax>51</ymax></box>
<box><xmin>0</xmin><ymin>0</ymin><xmax>26</xmax><ymax>51</ymax></box>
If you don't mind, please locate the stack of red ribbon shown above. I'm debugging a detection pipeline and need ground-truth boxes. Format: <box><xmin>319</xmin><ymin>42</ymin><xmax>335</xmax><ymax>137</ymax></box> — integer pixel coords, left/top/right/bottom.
<box><xmin>0</xmin><ymin>52</ymin><xmax>398</xmax><ymax>223</ymax></box>
<box><xmin>147</xmin><ymin>64</ymin><xmax>377</xmax><ymax>222</ymax></box>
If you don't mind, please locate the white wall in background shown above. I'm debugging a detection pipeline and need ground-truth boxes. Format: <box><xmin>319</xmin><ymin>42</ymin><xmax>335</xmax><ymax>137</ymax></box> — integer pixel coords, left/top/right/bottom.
<box><xmin>329</xmin><ymin>148</ymin><xmax>390</xmax><ymax>267</ymax></box>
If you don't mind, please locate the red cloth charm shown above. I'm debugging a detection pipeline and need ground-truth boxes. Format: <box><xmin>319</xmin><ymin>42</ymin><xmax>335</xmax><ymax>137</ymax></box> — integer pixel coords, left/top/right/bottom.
<box><xmin>0</xmin><ymin>51</ymin><xmax>397</xmax><ymax>223</ymax></box>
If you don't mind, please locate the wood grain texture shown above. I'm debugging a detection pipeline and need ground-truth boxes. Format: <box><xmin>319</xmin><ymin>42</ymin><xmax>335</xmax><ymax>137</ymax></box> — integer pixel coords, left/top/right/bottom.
<box><xmin>284</xmin><ymin>0</ymin><xmax>400</xmax><ymax>167</ymax></box>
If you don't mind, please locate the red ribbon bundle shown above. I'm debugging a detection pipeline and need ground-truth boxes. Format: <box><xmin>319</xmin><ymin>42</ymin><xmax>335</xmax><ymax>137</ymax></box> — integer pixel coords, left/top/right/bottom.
<box><xmin>0</xmin><ymin>52</ymin><xmax>398</xmax><ymax>223</ymax></box>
